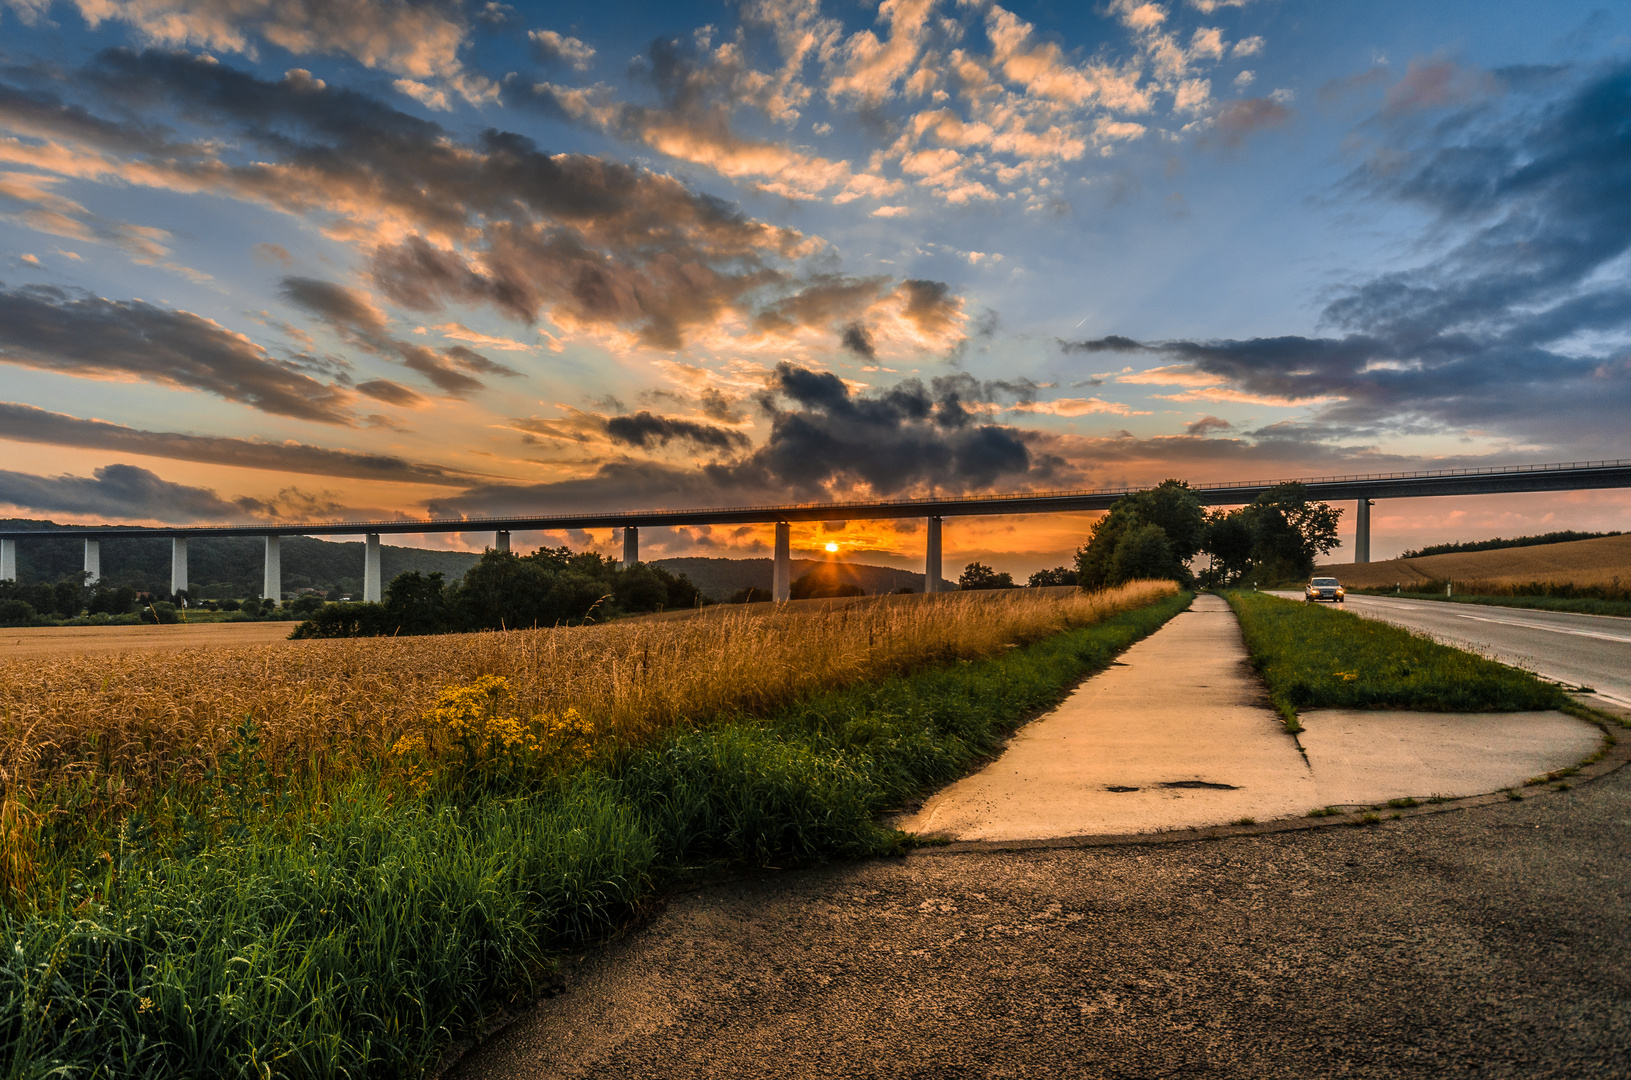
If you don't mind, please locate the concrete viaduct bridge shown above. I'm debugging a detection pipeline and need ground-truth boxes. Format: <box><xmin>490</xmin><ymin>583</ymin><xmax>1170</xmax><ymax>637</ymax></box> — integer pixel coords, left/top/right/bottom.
<box><xmin>3</xmin><ymin>459</ymin><xmax>1628</xmax><ymax>604</ymax></box>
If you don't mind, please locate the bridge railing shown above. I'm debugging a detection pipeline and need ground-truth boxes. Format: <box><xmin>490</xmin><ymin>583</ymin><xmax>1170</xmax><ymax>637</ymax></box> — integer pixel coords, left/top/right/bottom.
<box><xmin>2</xmin><ymin>458</ymin><xmax>1628</xmax><ymax>537</ymax></box>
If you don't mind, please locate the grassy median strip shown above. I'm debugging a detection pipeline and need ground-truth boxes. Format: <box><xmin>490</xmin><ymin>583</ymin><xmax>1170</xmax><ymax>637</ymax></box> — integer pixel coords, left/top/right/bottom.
<box><xmin>1223</xmin><ymin>590</ymin><xmax>1567</xmax><ymax>730</ymax></box>
<box><xmin>0</xmin><ymin>588</ymin><xmax>1190</xmax><ymax>1079</ymax></box>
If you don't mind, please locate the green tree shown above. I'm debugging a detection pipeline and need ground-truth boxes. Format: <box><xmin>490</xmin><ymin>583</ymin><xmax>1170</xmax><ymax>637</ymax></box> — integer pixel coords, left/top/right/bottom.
<box><xmin>1201</xmin><ymin>510</ymin><xmax>1256</xmax><ymax>586</ymax></box>
<box><xmin>1110</xmin><ymin>523</ymin><xmax>1179</xmax><ymax>583</ymax></box>
<box><xmin>1074</xmin><ymin>479</ymin><xmax>1205</xmax><ymax>587</ymax></box>
<box><xmin>1027</xmin><ymin>566</ymin><xmax>1078</xmax><ymax>587</ymax></box>
<box><xmin>383</xmin><ymin>571</ymin><xmax>452</xmax><ymax>633</ymax></box>
<box><xmin>1244</xmin><ymin>482</ymin><xmax>1343</xmax><ymax>580</ymax></box>
<box><xmin>958</xmin><ymin>562</ymin><xmax>1016</xmax><ymax>590</ymax></box>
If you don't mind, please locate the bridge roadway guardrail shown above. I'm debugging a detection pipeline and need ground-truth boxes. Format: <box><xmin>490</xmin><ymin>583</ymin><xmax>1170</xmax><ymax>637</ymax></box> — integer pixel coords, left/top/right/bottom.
<box><xmin>2</xmin><ymin>459</ymin><xmax>1629</xmax><ymax>540</ymax></box>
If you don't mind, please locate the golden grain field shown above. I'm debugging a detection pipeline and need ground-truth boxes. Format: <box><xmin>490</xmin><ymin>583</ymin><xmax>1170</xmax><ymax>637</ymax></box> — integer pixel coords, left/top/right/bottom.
<box><xmin>0</xmin><ymin>582</ymin><xmax>1177</xmax><ymax>804</ymax></box>
<box><xmin>1319</xmin><ymin>532</ymin><xmax>1631</xmax><ymax>589</ymax></box>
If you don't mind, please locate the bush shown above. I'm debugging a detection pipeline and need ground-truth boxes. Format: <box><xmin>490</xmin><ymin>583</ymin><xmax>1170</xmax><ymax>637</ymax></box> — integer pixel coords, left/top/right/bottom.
<box><xmin>140</xmin><ymin>601</ymin><xmax>180</xmax><ymax>624</ymax></box>
<box><xmin>0</xmin><ymin>598</ymin><xmax>38</xmax><ymax>626</ymax></box>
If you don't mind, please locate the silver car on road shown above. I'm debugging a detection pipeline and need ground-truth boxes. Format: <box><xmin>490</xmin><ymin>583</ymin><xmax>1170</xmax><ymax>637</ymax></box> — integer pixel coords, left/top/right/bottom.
<box><xmin>1305</xmin><ymin>576</ymin><xmax>1345</xmax><ymax>602</ymax></box>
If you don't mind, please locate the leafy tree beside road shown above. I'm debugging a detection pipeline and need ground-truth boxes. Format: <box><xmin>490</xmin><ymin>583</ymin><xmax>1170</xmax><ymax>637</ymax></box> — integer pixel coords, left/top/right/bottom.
<box><xmin>1201</xmin><ymin>482</ymin><xmax>1343</xmax><ymax>586</ymax></box>
<box><xmin>1075</xmin><ymin>480</ymin><xmax>1207</xmax><ymax>588</ymax></box>
<box><xmin>1073</xmin><ymin>479</ymin><xmax>1342</xmax><ymax>588</ymax></box>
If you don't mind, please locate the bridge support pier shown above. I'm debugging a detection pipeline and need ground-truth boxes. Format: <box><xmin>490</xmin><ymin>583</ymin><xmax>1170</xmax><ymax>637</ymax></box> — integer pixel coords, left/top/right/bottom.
<box><xmin>170</xmin><ymin>537</ymin><xmax>188</xmax><ymax>596</ymax></box>
<box><xmin>924</xmin><ymin>516</ymin><xmax>943</xmax><ymax>593</ymax></box>
<box><xmin>363</xmin><ymin>533</ymin><xmax>382</xmax><ymax>603</ymax></box>
<box><xmin>772</xmin><ymin>522</ymin><xmax>791</xmax><ymax>602</ymax></box>
<box><xmin>1356</xmin><ymin>498</ymin><xmax>1373</xmax><ymax>564</ymax></box>
<box><xmin>495</xmin><ymin>530</ymin><xmax>510</xmax><ymax>554</ymax></box>
<box><xmin>1</xmin><ymin>538</ymin><xmax>15</xmax><ymax>581</ymax></box>
<box><xmin>622</xmin><ymin>526</ymin><xmax>638</xmax><ymax>567</ymax></box>
<box><xmin>263</xmin><ymin>535</ymin><xmax>281</xmax><ymax>602</ymax></box>
<box><xmin>84</xmin><ymin>539</ymin><xmax>100</xmax><ymax>585</ymax></box>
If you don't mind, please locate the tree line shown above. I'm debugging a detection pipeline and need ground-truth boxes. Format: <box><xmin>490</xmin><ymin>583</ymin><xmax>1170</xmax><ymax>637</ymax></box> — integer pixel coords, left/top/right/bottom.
<box><xmin>1074</xmin><ymin>480</ymin><xmax>1342</xmax><ymax>589</ymax></box>
<box><xmin>290</xmin><ymin>547</ymin><xmax>702</xmax><ymax>638</ymax></box>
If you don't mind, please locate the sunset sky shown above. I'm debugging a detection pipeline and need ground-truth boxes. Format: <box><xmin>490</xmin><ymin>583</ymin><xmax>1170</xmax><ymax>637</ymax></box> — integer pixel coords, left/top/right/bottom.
<box><xmin>2</xmin><ymin>0</ymin><xmax>1628</xmax><ymax>577</ymax></box>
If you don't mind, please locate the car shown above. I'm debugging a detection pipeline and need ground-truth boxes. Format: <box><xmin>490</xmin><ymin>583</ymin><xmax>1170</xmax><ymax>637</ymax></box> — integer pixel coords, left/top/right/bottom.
<box><xmin>1305</xmin><ymin>576</ymin><xmax>1345</xmax><ymax>602</ymax></box>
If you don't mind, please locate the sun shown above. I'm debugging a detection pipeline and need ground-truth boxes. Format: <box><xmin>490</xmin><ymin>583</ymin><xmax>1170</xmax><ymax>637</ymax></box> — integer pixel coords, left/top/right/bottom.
<box><xmin>825</xmin><ymin>542</ymin><xmax>839</xmax><ymax>553</ymax></box>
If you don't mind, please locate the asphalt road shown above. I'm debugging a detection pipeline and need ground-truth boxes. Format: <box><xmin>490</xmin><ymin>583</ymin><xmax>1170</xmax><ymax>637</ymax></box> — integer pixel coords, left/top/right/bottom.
<box><xmin>1271</xmin><ymin>592</ymin><xmax>1631</xmax><ymax>708</ymax></box>
<box><xmin>449</xmin><ymin>731</ymin><xmax>1631</xmax><ymax>1080</ymax></box>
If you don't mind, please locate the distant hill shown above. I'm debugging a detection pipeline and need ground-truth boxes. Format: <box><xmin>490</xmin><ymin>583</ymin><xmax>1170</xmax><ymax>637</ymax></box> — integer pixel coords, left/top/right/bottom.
<box><xmin>0</xmin><ymin>518</ymin><xmax>480</xmax><ymax>598</ymax></box>
<box><xmin>653</xmin><ymin>557</ymin><xmax>948</xmax><ymax>601</ymax></box>
<box><xmin>1319</xmin><ymin>533</ymin><xmax>1631</xmax><ymax>590</ymax></box>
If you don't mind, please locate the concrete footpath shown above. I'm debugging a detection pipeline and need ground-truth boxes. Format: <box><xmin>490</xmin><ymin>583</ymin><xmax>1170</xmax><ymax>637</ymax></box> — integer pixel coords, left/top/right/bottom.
<box><xmin>900</xmin><ymin>594</ymin><xmax>1601</xmax><ymax>840</ymax></box>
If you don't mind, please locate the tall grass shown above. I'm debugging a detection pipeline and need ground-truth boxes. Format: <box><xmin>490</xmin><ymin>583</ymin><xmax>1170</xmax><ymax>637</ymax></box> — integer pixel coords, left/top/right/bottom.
<box><xmin>0</xmin><ymin>588</ymin><xmax>1192</xmax><ymax>1079</ymax></box>
<box><xmin>0</xmin><ymin>583</ymin><xmax>1175</xmax><ymax>811</ymax></box>
<box><xmin>1224</xmin><ymin>590</ymin><xmax>1566</xmax><ymax>728</ymax></box>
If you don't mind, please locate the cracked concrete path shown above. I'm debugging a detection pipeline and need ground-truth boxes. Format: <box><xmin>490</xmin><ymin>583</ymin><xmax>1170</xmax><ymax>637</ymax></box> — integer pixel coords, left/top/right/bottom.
<box><xmin>899</xmin><ymin>594</ymin><xmax>1600</xmax><ymax>840</ymax></box>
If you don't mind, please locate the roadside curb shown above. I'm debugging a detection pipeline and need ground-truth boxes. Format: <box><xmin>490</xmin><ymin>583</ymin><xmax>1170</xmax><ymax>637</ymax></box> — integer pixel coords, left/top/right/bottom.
<box><xmin>906</xmin><ymin>695</ymin><xmax>1628</xmax><ymax>857</ymax></box>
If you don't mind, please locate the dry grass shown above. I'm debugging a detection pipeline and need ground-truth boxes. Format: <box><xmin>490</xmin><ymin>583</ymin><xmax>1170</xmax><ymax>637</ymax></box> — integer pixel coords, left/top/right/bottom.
<box><xmin>0</xmin><ymin>582</ymin><xmax>1177</xmax><ymax>808</ymax></box>
<box><xmin>1321</xmin><ymin>533</ymin><xmax>1631</xmax><ymax>590</ymax></box>
<box><xmin>0</xmin><ymin>620</ymin><xmax>297</xmax><ymax>661</ymax></box>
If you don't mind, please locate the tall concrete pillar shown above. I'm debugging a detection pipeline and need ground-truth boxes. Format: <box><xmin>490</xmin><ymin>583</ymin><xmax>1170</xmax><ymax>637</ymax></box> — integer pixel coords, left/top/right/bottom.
<box><xmin>772</xmin><ymin>522</ymin><xmax>791</xmax><ymax>602</ymax></box>
<box><xmin>263</xmin><ymin>535</ymin><xmax>281</xmax><ymax>602</ymax></box>
<box><xmin>622</xmin><ymin>526</ymin><xmax>638</xmax><ymax>567</ymax></box>
<box><xmin>84</xmin><ymin>539</ymin><xmax>100</xmax><ymax>585</ymax></box>
<box><xmin>1</xmin><ymin>538</ymin><xmax>15</xmax><ymax>582</ymax></box>
<box><xmin>1356</xmin><ymin>498</ymin><xmax>1373</xmax><ymax>564</ymax></box>
<box><xmin>170</xmin><ymin>537</ymin><xmax>188</xmax><ymax>595</ymax></box>
<box><xmin>495</xmin><ymin>530</ymin><xmax>510</xmax><ymax>554</ymax></box>
<box><xmin>924</xmin><ymin>516</ymin><xmax>943</xmax><ymax>593</ymax></box>
<box><xmin>363</xmin><ymin>532</ymin><xmax>382</xmax><ymax>603</ymax></box>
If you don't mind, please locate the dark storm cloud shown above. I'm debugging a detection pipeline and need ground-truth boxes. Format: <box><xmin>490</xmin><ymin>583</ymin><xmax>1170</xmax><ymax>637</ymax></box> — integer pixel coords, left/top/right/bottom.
<box><xmin>744</xmin><ymin>362</ymin><xmax>1035</xmax><ymax>493</ymax></box>
<box><xmin>840</xmin><ymin>322</ymin><xmax>876</xmax><ymax>359</ymax></box>
<box><xmin>278</xmin><ymin>276</ymin><xmax>517</xmax><ymax>396</ymax></box>
<box><xmin>603</xmin><ymin>411</ymin><xmax>751</xmax><ymax>452</ymax></box>
<box><xmin>0</xmin><ymin>283</ymin><xmax>354</xmax><ymax>423</ymax></box>
<box><xmin>0</xmin><ymin>401</ymin><xmax>487</xmax><ymax>484</ymax></box>
<box><xmin>0</xmin><ymin>50</ymin><xmax>961</xmax><ymax>352</ymax></box>
<box><xmin>432</xmin><ymin>364</ymin><xmax>1051</xmax><ymax>516</ymax></box>
<box><xmin>0</xmin><ymin>463</ymin><xmax>244</xmax><ymax>521</ymax></box>
<box><xmin>1059</xmin><ymin>60</ymin><xmax>1631</xmax><ymax>453</ymax></box>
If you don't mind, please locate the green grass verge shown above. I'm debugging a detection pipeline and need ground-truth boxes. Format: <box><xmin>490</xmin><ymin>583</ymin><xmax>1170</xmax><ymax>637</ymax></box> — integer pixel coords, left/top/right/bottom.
<box><xmin>2</xmin><ymin>591</ymin><xmax>1192</xmax><ymax>1079</ymax></box>
<box><xmin>1352</xmin><ymin>590</ymin><xmax>1631</xmax><ymax>619</ymax></box>
<box><xmin>1222</xmin><ymin>590</ymin><xmax>1567</xmax><ymax>730</ymax></box>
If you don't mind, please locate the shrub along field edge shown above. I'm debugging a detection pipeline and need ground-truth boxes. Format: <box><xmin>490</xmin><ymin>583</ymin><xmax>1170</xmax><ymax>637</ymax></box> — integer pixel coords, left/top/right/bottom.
<box><xmin>1222</xmin><ymin>590</ymin><xmax>1568</xmax><ymax>731</ymax></box>
<box><xmin>1</xmin><ymin>590</ymin><xmax>1193</xmax><ymax>1080</ymax></box>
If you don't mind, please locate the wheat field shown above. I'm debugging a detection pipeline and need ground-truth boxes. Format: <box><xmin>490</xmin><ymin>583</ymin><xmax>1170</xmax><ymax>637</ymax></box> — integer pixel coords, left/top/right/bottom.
<box><xmin>1320</xmin><ymin>532</ymin><xmax>1631</xmax><ymax>589</ymax></box>
<box><xmin>0</xmin><ymin>582</ymin><xmax>1177</xmax><ymax>805</ymax></box>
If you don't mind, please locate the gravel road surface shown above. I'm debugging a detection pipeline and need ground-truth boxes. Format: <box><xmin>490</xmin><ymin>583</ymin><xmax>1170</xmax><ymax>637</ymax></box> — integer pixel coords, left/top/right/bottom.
<box><xmin>1275</xmin><ymin>593</ymin><xmax>1631</xmax><ymax>708</ymax></box>
<box><xmin>449</xmin><ymin>716</ymin><xmax>1631</xmax><ymax>1080</ymax></box>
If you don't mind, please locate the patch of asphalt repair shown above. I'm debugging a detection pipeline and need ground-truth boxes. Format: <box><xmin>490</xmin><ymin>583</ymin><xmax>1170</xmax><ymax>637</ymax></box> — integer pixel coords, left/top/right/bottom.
<box><xmin>445</xmin><ymin>701</ymin><xmax>1630</xmax><ymax>1080</ymax></box>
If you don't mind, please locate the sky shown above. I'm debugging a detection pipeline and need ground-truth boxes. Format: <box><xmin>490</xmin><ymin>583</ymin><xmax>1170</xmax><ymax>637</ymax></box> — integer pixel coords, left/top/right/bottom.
<box><xmin>1</xmin><ymin>0</ymin><xmax>1629</xmax><ymax>577</ymax></box>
